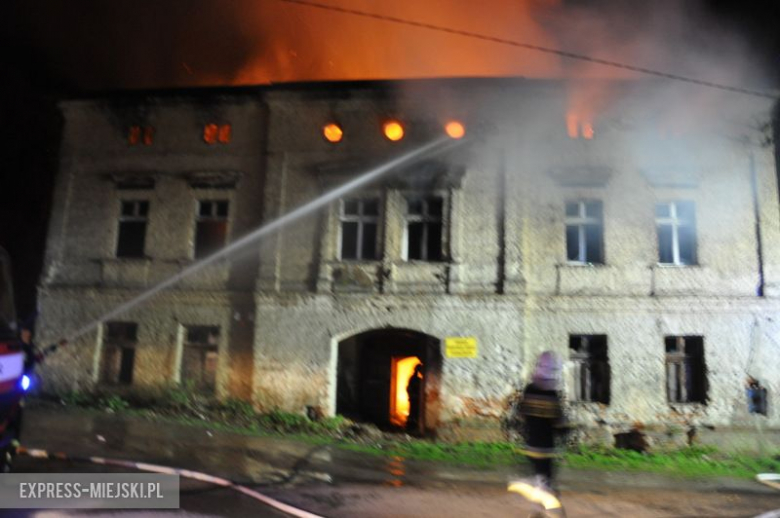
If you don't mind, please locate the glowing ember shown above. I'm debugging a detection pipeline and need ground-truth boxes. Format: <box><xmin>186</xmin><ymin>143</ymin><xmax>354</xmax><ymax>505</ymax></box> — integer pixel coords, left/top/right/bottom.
<box><xmin>383</xmin><ymin>120</ymin><xmax>404</xmax><ymax>141</ymax></box>
<box><xmin>323</xmin><ymin>123</ymin><xmax>343</xmax><ymax>142</ymax></box>
<box><xmin>445</xmin><ymin>121</ymin><xmax>465</xmax><ymax>139</ymax></box>
<box><xmin>391</xmin><ymin>356</ymin><xmax>422</xmax><ymax>426</ymax></box>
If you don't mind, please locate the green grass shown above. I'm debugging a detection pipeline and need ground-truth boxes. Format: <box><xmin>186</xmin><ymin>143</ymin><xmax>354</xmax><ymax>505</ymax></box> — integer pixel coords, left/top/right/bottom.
<box><xmin>564</xmin><ymin>444</ymin><xmax>780</xmax><ymax>479</ymax></box>
<box><xmin>37</xmin><ymin>390</ymin><xmax>780</xmax><ymax>480</ymax></box>
<box><xmin>343</xmin><ymin>440</ymin><xmax>521</xmax><ymax>468</ymax></box>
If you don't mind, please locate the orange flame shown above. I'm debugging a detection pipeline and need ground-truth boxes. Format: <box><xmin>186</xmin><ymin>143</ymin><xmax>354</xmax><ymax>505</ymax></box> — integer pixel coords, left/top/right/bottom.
<box><xmin>445</xmin><ymin>121</ymin><xmax>465</xmax><ymax>139</ymax></box>
<box><xmin>323</xmin><ymin>123</ymin><xmax>343</xmax><ymax>142</ymax></box>
<box><xmin>391</xmin><ymin>356</ymin><xmax>421</xmax><ymax>426</ymax></box>
<box><xmin>383</xmin><ymin>120</ymin><xmax>404</xmax><ymax>141</ymax></box>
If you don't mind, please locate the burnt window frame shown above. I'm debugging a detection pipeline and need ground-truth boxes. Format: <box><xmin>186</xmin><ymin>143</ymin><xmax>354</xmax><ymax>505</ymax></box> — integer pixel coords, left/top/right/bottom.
<box><xmin>656</xmin><ymin>201</ymin><xmax>697</xmax><ymax>266</ymax></box>
<box><xmin>194</xmin><ymin>199</ymin><xmax>230</xmax><ymax>259</ymax></box>
<box><xmin>101</xmin><ymin>321</ymin><xmax>138</xmax><ymax>385</ymax></box>
<box><xmin>565</xmin><ymin>200</ymin><xmax>604</xmax><ymax>264</ymax></box>
<box><xmin>116</xmin><ymin>200</ymin><xmax>149</xmax><ymax>259</ymax></box>
<box><xmin>338</xmin><ymin>196</ymin><xmax>382</xmax><ymax>261</ymax></box>
<box><xmin>403</xmin><ymin>194</ymin><xmax>446</xmax><ymax>262</ymax></box>
<box><xmin>569</xmin><ymin>334</ymin><xmax>611</xmax><ymax>404</ymax></box>
<box><xmin>180</xmin><ymin>325</ymin><xmax>221</xmax><ymax>394</ymax></box>
<box><xmin>665</xmin><ymin>335</ymin><xmax>708</xmax><ymax>404</ymax></box>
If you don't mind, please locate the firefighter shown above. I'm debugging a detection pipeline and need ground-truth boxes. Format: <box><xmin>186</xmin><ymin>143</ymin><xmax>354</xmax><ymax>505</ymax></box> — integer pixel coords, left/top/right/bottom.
<box><xmin>19</xmin><ymin>325</ymin><xmax>67</xmax><ymax>375</ymax></box>
<box><xmin>515</xmin><ymin>351</ymin><xmax>567</xmax><ymax>491</ymax></box>
<box><xmin>406</xmin><ymin>363</ymin><xmax>424</xmax><ymax>435</ymax></box>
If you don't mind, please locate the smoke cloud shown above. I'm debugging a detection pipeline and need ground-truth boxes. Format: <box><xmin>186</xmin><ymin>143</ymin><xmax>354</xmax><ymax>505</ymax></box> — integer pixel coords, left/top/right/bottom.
<box><xmin>6</xmin><ymin>0</ymin><xmax>775</xmax><ymax>96</ymax></box>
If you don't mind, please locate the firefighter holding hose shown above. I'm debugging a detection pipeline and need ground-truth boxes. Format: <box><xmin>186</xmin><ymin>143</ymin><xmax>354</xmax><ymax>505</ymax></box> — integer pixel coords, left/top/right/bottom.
<box><xmin>19</xmin><ymin>324</ymin><xmax>68</xmax><ymax>377</ymax></box>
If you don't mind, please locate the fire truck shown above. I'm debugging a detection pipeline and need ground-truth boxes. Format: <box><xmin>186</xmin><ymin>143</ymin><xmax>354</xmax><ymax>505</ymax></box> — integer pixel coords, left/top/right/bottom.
<box><xmin>0</xmin><ymin>247</ymin><xmax>27</xmax><ymax>472</ymax></box>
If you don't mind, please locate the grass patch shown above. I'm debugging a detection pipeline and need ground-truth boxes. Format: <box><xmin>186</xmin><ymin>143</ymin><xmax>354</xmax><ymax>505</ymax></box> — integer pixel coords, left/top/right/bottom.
<box><xmin>564</xmin><ymin>444</ymin><xmax>780</xmax><ymax>479</ymax></box>
<box><xmin>37</xmin><ymin>389</ymin><xmax>780</xmax><ymax>479</ymax></box>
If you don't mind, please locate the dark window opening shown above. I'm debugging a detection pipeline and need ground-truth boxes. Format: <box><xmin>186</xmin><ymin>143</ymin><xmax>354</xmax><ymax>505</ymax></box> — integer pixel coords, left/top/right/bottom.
<box><xmin>182</xmin><ymin>326</ymin><xmax>220</xmax><ymax>394</ymax></box>
<box><xmin>569</xmin><ymin>334</ymin><xmax>610</xmax><ymax>404</ymax></box>
<box><xmin>405</xmin><ymin>196</ymin><xmax>444</xmax><ymax>261</ymax></box>
<box><xmin>116</xmin><ymin>201</ymin><xmax>149</xmax><ymax>258</ymax></box>
<box><xmin>340</xmin><ymin>198</ymin><xmax>380</xmax><ymax>260</ymax></box>
<box><xmin>101</xmin><ymin>322</ymin><xmax>137</xmax><ymax>385</ymax></box>
<box><xmin>665</xmin><ymin>336</ymin><xmax>707</xmax><ymax>404</ymax></box>
<box><xmin>565</xmin><ymin>201</ymin><xmax>603</xmax><ymax>264</ymax></box>
<box><xmin>195</xmin><ymin>200</ymin><xmax>229</xmax><ymax>258</ymax></box>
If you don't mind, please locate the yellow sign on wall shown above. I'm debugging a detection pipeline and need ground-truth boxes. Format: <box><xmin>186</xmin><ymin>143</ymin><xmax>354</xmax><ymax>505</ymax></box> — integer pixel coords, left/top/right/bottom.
<box><xmin>445</xmin><ymin>337</ymin><xmax>478</xmax><ymax>358</ymax></box>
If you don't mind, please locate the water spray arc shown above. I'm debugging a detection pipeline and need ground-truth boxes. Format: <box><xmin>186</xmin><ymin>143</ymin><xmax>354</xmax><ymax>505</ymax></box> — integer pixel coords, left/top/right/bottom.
<box><xmin>68</xmin><ymin>137</ymin><xmax>457</xmax><ymax>342</ymax></box>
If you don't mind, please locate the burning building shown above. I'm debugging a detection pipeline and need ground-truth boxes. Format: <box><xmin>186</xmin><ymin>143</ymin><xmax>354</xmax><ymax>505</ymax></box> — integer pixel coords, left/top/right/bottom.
<box><xmin>35</xmin><ymin>77</ymin><xmax>780</xmax><ymax>443</ymax></box>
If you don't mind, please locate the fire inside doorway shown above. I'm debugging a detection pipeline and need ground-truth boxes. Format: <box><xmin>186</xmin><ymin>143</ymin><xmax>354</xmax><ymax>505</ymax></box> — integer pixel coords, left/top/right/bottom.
<box><xmin>336</xmin><ymin>329</ymin><xmax>440</xmax><ymax>434</ymax></box>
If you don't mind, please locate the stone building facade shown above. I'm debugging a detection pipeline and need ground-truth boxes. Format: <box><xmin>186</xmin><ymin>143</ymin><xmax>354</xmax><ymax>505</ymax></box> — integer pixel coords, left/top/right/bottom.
<box><xmin>36</xmin><ymin>79</ymin><xmax>780</xmax><ymax>442</ymax></box>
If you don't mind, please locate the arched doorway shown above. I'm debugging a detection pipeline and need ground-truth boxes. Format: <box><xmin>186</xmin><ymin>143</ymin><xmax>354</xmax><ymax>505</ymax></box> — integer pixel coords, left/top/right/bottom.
<box><xmin>336</xmin><ymin>328</ymin><xmax>441</xmax><ymax>434</ymax></box>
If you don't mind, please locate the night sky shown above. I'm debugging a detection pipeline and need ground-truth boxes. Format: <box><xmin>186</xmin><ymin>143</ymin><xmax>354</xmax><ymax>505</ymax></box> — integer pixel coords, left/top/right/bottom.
<box><xmin>0</xmin><ymin>0</ymin><xmax>778</xmax><ymax>321</ymax></box>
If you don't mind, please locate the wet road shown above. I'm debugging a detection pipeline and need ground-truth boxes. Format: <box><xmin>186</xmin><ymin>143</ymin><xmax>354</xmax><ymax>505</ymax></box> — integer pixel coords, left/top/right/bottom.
<box><xmin>13</xmin><ymin>406</ymin><xmax>780</xmax><ymax>517</ymax></box>
<box><xmin>6</xmin><ymin>456</ymin><xmax>292</xmax><ymax>518</ymax></box>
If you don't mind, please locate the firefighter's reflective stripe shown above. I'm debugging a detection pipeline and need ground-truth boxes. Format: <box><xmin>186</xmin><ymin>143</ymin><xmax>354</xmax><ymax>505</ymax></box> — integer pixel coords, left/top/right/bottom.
<box><xmin>513</xmin><ymin>446</ymin><xmax>561</xmax><ymax>459</ymax></box>
<box><xmin>0</xmin><ymin>353</ymin><xmax>23</xmax><ymax>383</ymax></box>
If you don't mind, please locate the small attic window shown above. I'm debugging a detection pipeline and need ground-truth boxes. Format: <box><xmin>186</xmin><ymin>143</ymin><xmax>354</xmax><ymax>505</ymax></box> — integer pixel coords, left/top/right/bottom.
<box><xmin>128</xmin><ymin>126</ymin><xmax>154</xmax><ymax>146</ymax></box>
<box><xmin>204</xmin><ymin>123</ymin><xmax>231</xmax><ymax>144</ymax></box>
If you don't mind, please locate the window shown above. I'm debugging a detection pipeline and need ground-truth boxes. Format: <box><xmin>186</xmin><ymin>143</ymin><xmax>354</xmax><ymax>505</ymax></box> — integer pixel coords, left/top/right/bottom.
<box><xmin>569</xmin><ymin>335</ymin><xmax>610</xmax><ymax>404</ymax></box>
<box><xmin>565</xmin><ymin>201</ymin><xmax>603</xmax><ymax>264</ymax></box>
<box><xmin>116</xmin><ymin>200</ymin><xmax>149</xmax><ymax>258</ymax></box>
<box><xmin>101</xmin><ymin>322</ymin><xmax>137</xmax><ymax>385</ymax></box>
<box><xmin>656</xmin><ymin>201</ymin><xmax>696</xmax><ymax>265</ymax></box>
<box><xmin>566</xmin><ymin>114</ymin><xmax>594</xmax><ymax>140</ymax></box>
<box><xmin>181</xmin><ymin>326</ymin><xmax>220</xmax><ymax>394</ymax></box>
<box><xmin>665</xmin><ymin>336</ymin><xmax>707</xmax><ymax>404</ymax></box>
<box><xmin>128</xmin><ymin>126</ymin><xmax>154</xmax><ymax>146</ymax></box>
<box><xmin>203</xmin><ymin>123</ymin><xmax>231</xmax><ymax>144</ymax></box>
<box><xmin>194</xmin><ymin>200</ymin><xmax>229</xmax><ymax>258</ymax></box>
<box><xmin>339</xmin><ymin>198</ymin><xmax>380</xmax><ymax>260</ymax></box>
<box><xmin>405</xmin><ymin>196</ymin><xmax>444</xmax><ymax>261</ymax></box>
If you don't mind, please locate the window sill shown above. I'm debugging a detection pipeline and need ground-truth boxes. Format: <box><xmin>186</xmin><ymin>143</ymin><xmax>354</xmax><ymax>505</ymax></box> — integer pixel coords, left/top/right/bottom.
<box><xmin>655</xmin><ymin>263</ymin><xmax>700</xmax><ymax>268</ymax></box>
<box><xmin>105</xmin><ymin>256</ymin><xmax>152</xmax><ymax>263</ymax></box>
<box><xmin>668</xmin><ymin>402</ymin><xmax>708</xmax><ymax>410</ymax></box>
<box><xmin>563</xmin><ymin>262</ymin><xmax>607</xmax><ymax>268</ymax></box>
<box><xmin>569</xmin><ymin>400</ymin><xmax>609</xmax><ymax>407</ymax></box>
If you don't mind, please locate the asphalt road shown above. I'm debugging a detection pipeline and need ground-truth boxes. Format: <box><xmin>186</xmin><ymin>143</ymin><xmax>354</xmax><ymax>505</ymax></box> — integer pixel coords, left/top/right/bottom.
<box><xmin>11</xmin><ymin>406</ymin><xmax>780</xmax><ymax>517</ymax></box>
<box><xmin>5</xmin><ymin>456</ymin><xmax>293</xmax><ymax>518</ymax></box>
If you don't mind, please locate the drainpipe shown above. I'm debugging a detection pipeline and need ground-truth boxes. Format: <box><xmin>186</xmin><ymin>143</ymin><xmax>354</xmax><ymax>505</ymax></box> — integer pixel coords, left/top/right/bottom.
<box><xmin>496</xmin><ymin>148</ymin><xmax>507</xmax><ymax>294</ymax></box>
<box><xmin>750</xmin><ymin>150</ymin><xmax>765</xmax><ymax>297</ymax></box>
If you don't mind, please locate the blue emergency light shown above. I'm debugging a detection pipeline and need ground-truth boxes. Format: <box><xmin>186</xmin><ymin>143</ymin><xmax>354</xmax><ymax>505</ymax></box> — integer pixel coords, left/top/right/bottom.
<box><xmin>21</xmin><ymin>374</ymin><xmax>31</xmax><ymax>391</ymax></box>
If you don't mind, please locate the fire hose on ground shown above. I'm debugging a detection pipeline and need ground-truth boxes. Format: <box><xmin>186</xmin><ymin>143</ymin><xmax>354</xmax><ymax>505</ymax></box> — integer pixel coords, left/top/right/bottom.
<box><xmin>15</xmin><ymin>445</ymin><xmax>325</xmax><ymax>518</ymax></box>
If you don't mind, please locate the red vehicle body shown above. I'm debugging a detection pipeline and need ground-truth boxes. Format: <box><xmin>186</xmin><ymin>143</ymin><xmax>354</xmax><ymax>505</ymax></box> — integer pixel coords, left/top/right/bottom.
<box><xmin>0</xmin><ymin>247</ymin><xmax>23</xmax><ymax>472</ymax></box>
